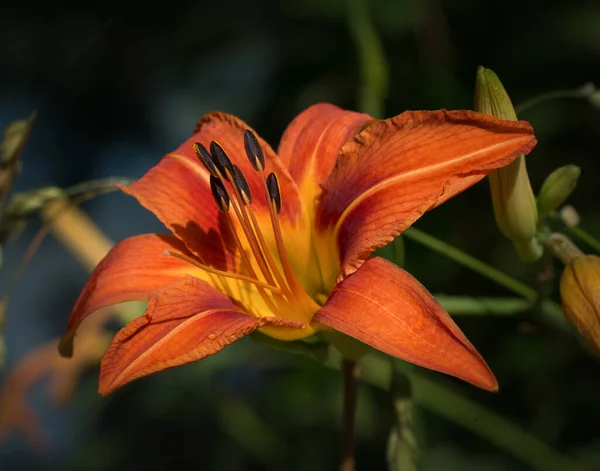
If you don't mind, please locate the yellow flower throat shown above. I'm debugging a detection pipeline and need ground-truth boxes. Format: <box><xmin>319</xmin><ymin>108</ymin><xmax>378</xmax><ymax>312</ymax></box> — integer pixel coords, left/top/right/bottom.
<box><xmin>165</xmin><ymin>130</ymin><xmax>320</xmax><ymax>339</ymax></box>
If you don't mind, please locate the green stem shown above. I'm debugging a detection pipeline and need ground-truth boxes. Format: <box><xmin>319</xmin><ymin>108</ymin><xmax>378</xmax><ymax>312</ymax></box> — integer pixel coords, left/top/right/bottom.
<box><xmin>387</xmin><ymin>371</ymin><xmax>418</xmax><ymax>471</ymax></box>
<box><xmin>404</xmin><ymin>227</ymin><xmax>537</xmax><ymax>301</ymax></box>
<box><xmin>359</xmin><ymin>355</ymin><xmax>591</xmax><ymax>471</ymax></box>
<box><xmin>411</xmin><ymin>372</ymin><xmax>588</xmax><ymax>471</ymax></box>
<box><xmin>347</xmin><ymin>0</ymin><xmax>388</xmax><ymax>118</ymax></box>
<box><xmin>515</xmin><ymin>83</ymin><xmax>596</xmax><ymax>115</ymax></box>
<box><xmin>566</xmin><ymin>225</ymin><xmax>600</xmax><ymax>254</ymax></box>
<box><xmin>340</xmin><ymin>360</ymin><xmax>359</xmax><ymax>471</ymax></box>
<box><xmin>435</xmin><ymin>295</ymin><xmax>532</xmax><ymax>316</ymax></box>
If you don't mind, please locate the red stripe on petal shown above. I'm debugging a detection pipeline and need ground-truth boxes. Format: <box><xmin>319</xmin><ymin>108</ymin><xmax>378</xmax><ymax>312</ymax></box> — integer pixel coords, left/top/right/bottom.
<box><xmin>99</xmin><ymin>276</ymin><xmax>303</xmax><ymax>394</ymax></box>
<box><xmin>313</xmin><ymin>257</ymin><xmax>498</xmax><ymax>391</ymax></box>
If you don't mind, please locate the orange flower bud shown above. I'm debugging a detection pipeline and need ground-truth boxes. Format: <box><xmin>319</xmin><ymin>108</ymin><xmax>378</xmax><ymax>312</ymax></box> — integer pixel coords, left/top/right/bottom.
<box><xmin>560</xmin><ymin>254</ymin><xmax>600</xmax><ymax>355</ymax></box>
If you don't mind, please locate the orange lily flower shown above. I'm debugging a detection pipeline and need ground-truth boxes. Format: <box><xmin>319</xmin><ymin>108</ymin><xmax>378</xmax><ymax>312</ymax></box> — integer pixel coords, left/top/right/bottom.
<box><xmin>60</xmin><ymin>104</ymin><xmax>536</xmax><ymax>395</ymax></box>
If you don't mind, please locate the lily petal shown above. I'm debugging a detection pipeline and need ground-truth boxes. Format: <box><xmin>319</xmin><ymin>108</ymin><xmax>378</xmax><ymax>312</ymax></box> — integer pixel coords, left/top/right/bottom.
<box><xmin>99</xmin><ymin>276</ymin><xmax>304</xmax><ymax>394</ymax></box>
<box><xmin>317</xmin><ymin>110</ymin><xmax>537</xmax><ymax>277</ymax></box>
<box><xmin>121</xmin><ymin>112</ymin><xmax>306</xmax><ymax>257</ymax></box>
<box><xmin>277</xmin><ymin>103</ymin><xmax>371</xmax><ymax>211</ymax></box>
<box><xmin>312</xmin><ymin>257</ymin><xmax>498</xmax><ymax>391</ymax></box>
<box><xmin>60</xmin><ymin>234</ymin><xmax>197</xmax><ymax>357</ymax></box>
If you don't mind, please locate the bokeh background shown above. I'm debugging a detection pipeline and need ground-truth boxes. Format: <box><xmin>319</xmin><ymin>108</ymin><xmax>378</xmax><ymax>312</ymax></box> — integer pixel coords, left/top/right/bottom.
<box><xmin>1</xmin><ymin>0</ymin><xmax>600</xmax><ymax>469</ymax></box>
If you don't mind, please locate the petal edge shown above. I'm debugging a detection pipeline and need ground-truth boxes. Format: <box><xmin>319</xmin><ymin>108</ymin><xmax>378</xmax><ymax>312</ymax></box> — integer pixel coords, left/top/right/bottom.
<box><xmin>60</xmin><ymin>234</ymin><xmax>195</xmax><ymax>357</ymax></box>
<box><xmin>317</xmin><ymin>109</ymin><xmax>537</xmax><ymax>278</ymax></box>
<box><xmin>312</xmin><ymin>257</ymin><xmax>498</xmax><ymax>391</ymax></box>
<box><xmin>99</xmin><ymin>276</ymin><xmax>303</xmax><ymax>394</ymax></box>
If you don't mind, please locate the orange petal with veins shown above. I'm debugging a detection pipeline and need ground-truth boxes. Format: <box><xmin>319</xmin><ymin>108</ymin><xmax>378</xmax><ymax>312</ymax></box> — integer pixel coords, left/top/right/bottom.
<box><xmin>277</xmin><ymin>103</ymin><xmax>370</xmax><ymax>211</ymax></box>
<box><xmin>312</xmin><ymin>257</ymin><xmax>498</xmax><ymax>391</ymax></box>
<box><xmin>99</xmin><ymin>276</ymin><xmax>304</xmax><ymax>395</ymax></box>
<box><xmin>121</xmin><ymin>112</ymin><xmax>306</xmax><ymax>257</ymax></box>
<box><xmin>317</xmin><ymin>110</ymin><xmax>537</xmax><ymax>277</ymax></box>
<box><xmin>60</xmin><ymin>234</ymin><xmax>197</xmax><ymax>357</ymax></box>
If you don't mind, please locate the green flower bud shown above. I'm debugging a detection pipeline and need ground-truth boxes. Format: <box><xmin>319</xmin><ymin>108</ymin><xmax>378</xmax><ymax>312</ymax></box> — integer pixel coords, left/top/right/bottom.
<box><xmin>475</xmin><ymin>66</ymin><xmax>541</xmax><ymax>262</ymax></box>
<box><xmin>537</xmin><ymin>165</ymin><xmax>581</xmax><ymax>219</ymax></box>
<box><xmin>0</xmin><ymin>111</ymin><xmax>36</xmax><ymax>165</ymax></box>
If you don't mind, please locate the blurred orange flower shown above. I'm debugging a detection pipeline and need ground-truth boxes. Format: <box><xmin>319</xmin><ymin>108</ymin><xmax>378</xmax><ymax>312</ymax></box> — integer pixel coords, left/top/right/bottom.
<box><xmin>0</xmin><ymin>310</ymin><xmax>111</xmax><ymax>448</ymax></box>
<box><xmin>560</xmin><ymin>254</ymin><xmax>600</xmax><ymax>355</ymax></box>
<box><xmin>61</xmin><ymin>104</ymin><xmax>536</xmax><ymax>395</ymax></box>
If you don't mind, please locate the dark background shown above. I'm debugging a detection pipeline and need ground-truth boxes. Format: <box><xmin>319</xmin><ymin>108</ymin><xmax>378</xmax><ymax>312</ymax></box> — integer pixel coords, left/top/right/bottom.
<box><xmin>1</xmin><ymin>0</ymin><xmax>599</xmax><ymax>469</ymax></box>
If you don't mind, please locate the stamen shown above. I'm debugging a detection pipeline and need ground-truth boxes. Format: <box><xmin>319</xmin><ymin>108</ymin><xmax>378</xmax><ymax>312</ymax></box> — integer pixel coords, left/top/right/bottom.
<box><xmin>259</xmin><ymin>171</ymin><xmax>315</xmax><ymax>309</ymax></box>
<box><xmin>193</xmin><ymin>142</ymin><xmax>218</xmax><ymax>177</ymax></box>
<box><xmin>219</xmin><ymin>173</ymin><xmax>278</xmax><ymax>290</ymax></box>
<box><xmin>210</xmin><ymin>141</ymin><xmax>234</xmax><ymax>181</ymax></box>
<box><xmin>266</xmin><ymin>172</ymin><xmax>282</xmax><ymax>214</ymax></box>
<box><xmin>231</xmin><ymin>165</ymin><xmax>252</xmax><ymax>205</ymax></box>
<box><xmin>220</xmin><ymin>212</ymin><xmax>284</xmax><ymax>313</ymax></box>
<box><xmin>208</xmin><ymin>158</ymin><xmax>286</xmax><ymax>300</ymax></box>
<box><xmin>225</xmin><ymin>169</ymin><xmax>289</xmax><ymax>294</ymax></box>
<box><xmin>245</xmin><ymin>202</ymin><xmax>290</xmax><ymax>295</ymax></box>
<box><xmin>164</xmin><ymin>250</ymin><xmax>282</xmax><ymax>294</ymax></box>
<box><xmin>243</xmin><ymin>129</ymin><xmax>265</xmax><ymax>171</ymax></box>
<box><xmin>191</xmin><ymin>143</ymin><xmax>286</xmax><ymax>314</ymax></box>
<box><xmin>209</xmin><ymin>175</ymin><xmax>230</xmax><ymax>212</ymax></box>
<box><xmin>192</xmin><ymin>137</ymin><xmax>320</xmax><ymax>322</ymax></box>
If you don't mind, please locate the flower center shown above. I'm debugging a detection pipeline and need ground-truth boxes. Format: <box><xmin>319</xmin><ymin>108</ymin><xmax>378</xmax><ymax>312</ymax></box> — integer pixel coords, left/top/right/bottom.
<box><xmin>166</xmin><ymin>130</ymin><xmax>319</xmax><ymax>328</ymax></box>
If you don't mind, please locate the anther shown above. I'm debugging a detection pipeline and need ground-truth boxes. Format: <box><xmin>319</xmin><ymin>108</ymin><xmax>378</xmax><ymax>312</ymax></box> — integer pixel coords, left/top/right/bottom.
<box><xmin>210</xmin><ymin>175</ymin><xmax>230</xmax><ymax>212</ymax></box>
<box><xmin>193</xmin><ymin>142</ymin><xmax>218</xmax><ymax>177</ymax></box>
<box><xmin>266</xmin><ymin>172</ymin><xmax>281</xmax><ymax>213</ymax></box>
<box><xmin>232</xmin><ymin>165</ymin><xmax>252</xmax><ymax>205</ymax></box>
<box><xmin>210</xmin><ymin>141</ymin><xmax>234</xmax><ymax>181</ymax></box>
<box><xmin>243</xmin><ymin>129</ymin><xmax>265</xmax><ymax>172</ymax></box>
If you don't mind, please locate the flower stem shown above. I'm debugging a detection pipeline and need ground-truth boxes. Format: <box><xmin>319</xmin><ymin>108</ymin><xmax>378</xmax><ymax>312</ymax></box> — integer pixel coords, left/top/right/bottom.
<box><xmin>340</xmin><ymin>359</ymin><xmax>359</xmax><ymax>471</ymax></box>
<box><xmin>359</xmin><ymin>355</ymin><xmax>592</xmax><ymax>471</ymax></box>
<box><xmin>347</xmin><ymin>0</ymin><xmax>388</xmax><ymax>118</ymax></box>
<box><xmin>566</xmin><ymin>225</ymin><xmax>600</xmax><ymax>254</ymax></box>
<box><xmin>515</xmin><ymin>83</ymin><xmax>596</xmax><ymax>115</ymax></box>
<box><xmin>411</xmin><ymin>370</ymin><xmax>590</xmax><ymax>471</ymax></box>
<box><xmin>403</xmin><ymin>227</ymin><xmax>537</xmax><ymax>301</ymax></box>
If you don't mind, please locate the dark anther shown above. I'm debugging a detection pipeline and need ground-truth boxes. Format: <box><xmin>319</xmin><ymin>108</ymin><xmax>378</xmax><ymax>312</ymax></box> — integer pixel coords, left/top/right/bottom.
<box><xmin>266</xmin><ymin>172</ymin><xmax>281</xmax><ymax>214</ymax></box>
<box><xmin>210</xmin><ymin>175</ymin><xmax>230</xmax><ymax>212</ymax></box>
<box><xmin>232</xmin><ymin>165</ymin><xmax>252</xmax><ymax>205</ymax></box>
<box><xmin>193</xmin><ymin>142</ymin><xmax>218</xmax><ymax>177</ymax></box>
<box><xmin>243</xmin><ymin>129</ymin><xmax>265</xmax><ymax>172</ymax></box>
<box><xmin>210</xmin><ymin>141</ymin><xmax>234</xmax><ymax>181</ymax></box>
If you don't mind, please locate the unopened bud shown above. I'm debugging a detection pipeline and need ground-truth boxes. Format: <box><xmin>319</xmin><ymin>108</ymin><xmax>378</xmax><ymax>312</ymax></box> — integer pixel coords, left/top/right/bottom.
<box><xmin>0</xmin><ymin>111</ymin><xmax>36</xmax><ymax>165</ymax></box>
<box><xmin>559</xmin><ymin>254</ymin><xmax>600</xmax><ymax>355</ymax></box>
<box><xmin>560</xmin><ymin>205</ymin><xmax>580</xmax><ymax>227</ymax></box>
<box><xmin>537</xmin><ymin>165</ymin><xmax>580</xmax><ymax>219</ymax></box>
<box><xmin>475</xmin><ymin>66</ymin><xmax>541</xmax><ymax>261</ymax></box>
